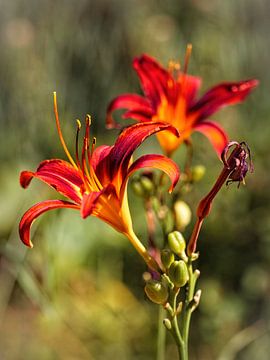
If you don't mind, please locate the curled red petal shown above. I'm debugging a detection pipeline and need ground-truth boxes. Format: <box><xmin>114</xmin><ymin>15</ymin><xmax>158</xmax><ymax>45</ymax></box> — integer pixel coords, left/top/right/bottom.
<box><xmin>109</xmin><ymin>122</ymin><xmax>179</xmax><ymax>182</ymax></box>
<box><xmin>194</xmin><ymin>121</ymin><xmax>229</xmax><ymax>157</ymax></box>
<box><xmin>20</xmin><ymin>171</ymin><xmax>35</xmax><ymax>188</ymax></box>
<box><xmin>20</xmin><ymin>159</ymin><xmax>84</xmax><ymax>203</ymax></box>
<box><xmin>127</xmin><ymin>154</ymin><xmax>180</xmax><ymax>192</ymax></box>
<box><xmin>106</xmin><ymin>93</ymin><xmax>153</xmax><ymax>128</ymax></box>
<box><xmin>19</xmin><ymin>200</ymin><xmax>79</xmax><ymax>247</ymax></box>
<box><xmin>191</xmin><ymin>79</ymin><xmax>259</xmax><ymax>120</ymax></box>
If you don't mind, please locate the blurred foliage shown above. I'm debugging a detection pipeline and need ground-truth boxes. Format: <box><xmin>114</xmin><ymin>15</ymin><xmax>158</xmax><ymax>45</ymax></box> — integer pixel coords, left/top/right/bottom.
<box><xmin>0</xmin><ymin>0</ymin><xmax>270</xmax><ymax>359</ymax></box>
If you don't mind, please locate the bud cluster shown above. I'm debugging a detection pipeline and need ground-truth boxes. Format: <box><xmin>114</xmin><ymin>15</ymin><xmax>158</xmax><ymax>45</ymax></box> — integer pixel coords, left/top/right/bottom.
<box><xmin>131</xmin><ymin>173</ymin><xmax>154</xmax><ymax>198</ymax></box>
<box><xmin>144</xmin><ymin>231</ymin><xmax>190</xmax><ymax>305</ymax></box>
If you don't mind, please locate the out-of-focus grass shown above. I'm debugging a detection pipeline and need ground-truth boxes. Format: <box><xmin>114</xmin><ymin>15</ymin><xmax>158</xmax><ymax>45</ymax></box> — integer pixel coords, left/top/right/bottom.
<box><xmin>0</xmin><ymin>0</ymin><xmax>270</xmax><ymax>359</ymax></box>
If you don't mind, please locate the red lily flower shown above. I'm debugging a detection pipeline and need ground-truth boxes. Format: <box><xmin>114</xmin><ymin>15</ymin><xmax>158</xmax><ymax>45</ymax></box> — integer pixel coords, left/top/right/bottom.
<box><xmin>19</xmin><ymin>93</ymin><xmax>180</xmax><ymax>270</ymax></box>
<box><xmin>107</xmin><ymin>46</ymin><xmax>258</xmax><ymax>156</ymax></box>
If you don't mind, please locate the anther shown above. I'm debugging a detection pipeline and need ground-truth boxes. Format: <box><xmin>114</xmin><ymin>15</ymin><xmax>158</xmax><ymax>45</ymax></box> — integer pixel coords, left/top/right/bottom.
<box><xmin>183</xmin><ymin>43</ymin><xmax>192</xmax><ymax>75</ymax></box>
<box><xmin>85</xmin><ymin>114</ymin><xmax>91</xmax><ymax>126</ymax></box>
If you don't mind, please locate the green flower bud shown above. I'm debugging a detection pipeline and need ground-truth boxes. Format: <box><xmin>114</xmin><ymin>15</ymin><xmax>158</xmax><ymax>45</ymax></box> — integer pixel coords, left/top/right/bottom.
<box><xmin>168</xmin><ymin>231</ymin><xmax>186</xmax><ymax>255</ymax></box>
<box><xmin>168</xmin><ymin>260</ymin><xmax>189</xmax><ymax>288</ymax></box>
<box><xmin>161</xmin><ymin>249</ymin><xmax>175</xmax><ymax>269</ymax></box>
<box><xmin>131</xmin><ymin>180</ymin><xmax>145</xmax><ymax>197</ymax></box>
<box><xmin>140</xmin><ymin>176</ymin><xmax>154</xmax><ymax>194</ymax></box>
<box><xmin>191</xmin><ymin>165</ymin><xmax>206</xmax><ymax>182</ymax></box>
<box><xmin>163</xmin><ymin>318</ymin><xmax>172</xmax><ymax>330</ymax></box>
<box><xmin>131</xmin><ymin>176</ymin><xmax>154</xmax><ymax>197</ymax></box>
<box><xmin>144</xmin><ymin>280</ymin><xmax>169</xmax><ymax>305</ymax></box>
<box><xmin>174</xmin><ymin>200</ymin><xmax>192</xmax><ymax>231</ymax></box>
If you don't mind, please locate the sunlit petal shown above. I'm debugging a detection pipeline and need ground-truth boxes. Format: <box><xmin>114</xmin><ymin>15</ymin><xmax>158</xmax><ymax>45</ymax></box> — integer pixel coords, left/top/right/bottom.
<box><xmin>191</xmin><ymin>79</ymin><xmax>259</xmax><ymax>120</ymax></box>
<box><xmin>19</xmin><ymin>200</ymin><xmax>79</xmax><ymax>247</ymax></box>
<box><xmin>106</xmin><ymin>94</ymin><xmax>153</xmax><ymax>128</ymax></box>
<box><xmin>128</xmin><ymin>154</ymin><xmax>180</xmax><ymax>192</ymax></box>
<box><xmin>20</xmin><ymin>159</ymin><xmax>83</xmax><ymax>203</ymax></box>
<box><xmin>194</xmin><ymin>121</ymin><xmax>229</xmax><ymax>156</ymax></box>
<box><xmin>109</xmin><ymin>122</ymin><xmax>179</xmax><ymax>181</ymax></box>
<box><xmin>133</xmin><ymin>54</ymin><xmax>173</xmax><ymax>105</ymax></box>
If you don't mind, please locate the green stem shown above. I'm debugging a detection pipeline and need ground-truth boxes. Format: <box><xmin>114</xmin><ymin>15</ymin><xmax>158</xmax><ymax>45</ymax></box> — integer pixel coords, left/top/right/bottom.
<box><xmin>166</xmin><ymin>288</ymin><xmax>188</xmax><ymax>360</ymax></box>
<box><xmin>181</xmin><ymin>262</ymin><xmax>199</xmax><ymax>356</ymax></box>
<box><xmin>157</xmin><ymin>306</ymin><xmax>166</xmax><ymax>360</ymax></box>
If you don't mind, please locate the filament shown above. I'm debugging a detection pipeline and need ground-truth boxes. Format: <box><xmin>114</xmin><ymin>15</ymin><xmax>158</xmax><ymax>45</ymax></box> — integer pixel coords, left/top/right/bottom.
<box><xmin>53</xmin><ymin>92</ymin><xmax>78</xmax><ymax>169</ymax></box>
<box><xmin>75</xmin><ymin>119</ymin><xmax>82</xmax><ymax>169</ymax></box>
<box><xmin>183</xmin><ymin>43</ymin><xmax>192</xmax><ymax>76</ymax></box>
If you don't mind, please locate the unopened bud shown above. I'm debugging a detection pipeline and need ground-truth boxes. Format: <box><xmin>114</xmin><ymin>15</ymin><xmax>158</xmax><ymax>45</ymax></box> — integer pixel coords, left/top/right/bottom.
<box><xmin>130</xmin><ymin>175</ymin><xmax>154</xmax><ymax>198</ymax></box>
<box><xmin>163</xmin><ymin>318</ymin><xmax>172</xmax><ymax>330</ymax></box>
<box><xmin>161</xmin><ymin>249</ymin><xmax>174</xmax><ymax>269</ymax></box>
<box><xmin>140</xmin><ymin>176</ymin><xmax>154</xmax><ymax>194</ymax></box>
<box><xmin>191</xmin><ymin>165</ymin><xmax>206</xmax><ymax>182</ymax></box>
<box><xmin>174</xmin><ymin>200</ymin><xmax>192</xmax><ymax>231</ymax></box>
<box><xmin>168</xmin><ymin>231</ymin><xmax>186</xmax><ymax>255</ymax></box>
<box><xmin>131</xmin><ymin>180</ymin><xmax>144</xmax><ymax>197</ymax></box>
<box><xmin>168</xmin><ymin>260</ymin><xmax>189</xmax><ymax>288</ymax></box>
<box><xmin>144</xmin><ymin>280</ymin><xmax>169</xmax><ymax>305</ymax></box>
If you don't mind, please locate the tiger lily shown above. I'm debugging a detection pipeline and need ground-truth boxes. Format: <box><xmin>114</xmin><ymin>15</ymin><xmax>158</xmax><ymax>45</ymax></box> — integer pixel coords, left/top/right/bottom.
<box><xmin>107</xmin><ymin>45</ymin><xmax>258</xmax><ymax>156</ymax></box>
<box><xmin>19</xmin><ymin>93</ymin><xmax>180</xmax><ymax>271</ymax></box>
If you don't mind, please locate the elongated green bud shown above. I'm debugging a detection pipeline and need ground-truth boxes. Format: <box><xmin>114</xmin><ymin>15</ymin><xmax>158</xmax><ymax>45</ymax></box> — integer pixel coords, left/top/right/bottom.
<box><xmin>144</xmin><ymin>280</ymin><xmax>169</xmax><ymax>305</ymax></box>
<box><xmin>168</xmin><ymin>260</ymin><xmax>189</xmax><ymax>288</ymax></box>
<box><xmin>163</xmin><ymin>318</ymin><xmax>172</xmax><ymax>330</ymax></box>
<box><xmin>191</xmin><ymin>165</ymin><xmax>206</xmax><ymax>182</ymax></box>
<box><xmin>168</xmin><ymin>231</ymin><xmax>186</xmax><ymax>255</ymax></box>
<box><xmin>131</xmin><ymin>176</ymin><xmax>154</xmax><ymax>197</ymax></box>
<box><xmin>161</xmin><ymin>249</ymin><xmax>174</xmax><ymax>269</ymax></box>
<box><xmin>140</xmin><ymin>176</ymin><xmax>154</xmax><ymax>194</ymax></box>
<box><xmin>174</xmin><ymin>200</ymin><xmax>192</xmax><ymax>231</ymax></box>
<box><xmin>131</xmin><ymin>180</ymin><xmax>145</xmax><ymax>197</ymax></box>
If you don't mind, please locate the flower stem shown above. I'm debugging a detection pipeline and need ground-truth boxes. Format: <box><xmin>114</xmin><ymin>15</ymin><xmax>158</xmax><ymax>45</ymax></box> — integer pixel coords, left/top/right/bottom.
<box><xmin>181</xmin><ymin>262</ymin><xmax>200</xmax><ymax>356</ymax></box>
<box><xmin>157</xmin><ymin>306</ymin><xmax>166</xmax><ymax>360</ymax></box>
<box><xmin>125</xmin><ymin>229</ymin><xmax>160</xmax><ymax>272</ymax></box>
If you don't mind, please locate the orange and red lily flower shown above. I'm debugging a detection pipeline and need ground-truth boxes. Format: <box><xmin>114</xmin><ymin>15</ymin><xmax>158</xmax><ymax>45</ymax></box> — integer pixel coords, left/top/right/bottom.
<box><xmin>19</xmin><ymin>94</ymin><xmax>180</xmax><ymax>270</ymax></box>
<box><xmin>107</xmin><ymin>47</ymin><xmax>258</xmax><ymax>156</ymax></box>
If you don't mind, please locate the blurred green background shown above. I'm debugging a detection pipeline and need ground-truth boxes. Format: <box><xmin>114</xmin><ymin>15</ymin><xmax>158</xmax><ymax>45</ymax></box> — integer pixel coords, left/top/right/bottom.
<box><xmin>0</xmin><ymin>0</ymin><xmax>269</xmax><ymax>359</ymax></box>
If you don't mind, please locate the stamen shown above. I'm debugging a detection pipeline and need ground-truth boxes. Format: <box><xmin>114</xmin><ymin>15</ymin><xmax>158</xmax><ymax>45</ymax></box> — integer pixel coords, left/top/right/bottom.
<box><xmin>168</xmin><ymin>60</ymin><xmax>181</xmax><ymax>74</ymax></box>
<box><xmin>53</xmin><ymin>92</ymin><xmax>77</xmax><ymax>169</ymax></box>
<box><xmin>75</xmin><ymin>119</ymin><xmax>82</xmax><ymax>169</ymax></box>
<box><xmin>183</xmin><ymin>43</ymin><xmax>192</xmax><ymax>76</ymax></box>
<box><xmin>91</xmin><ymin>137</ymin><xmax>96</xmax><ymax>155</ymax></box>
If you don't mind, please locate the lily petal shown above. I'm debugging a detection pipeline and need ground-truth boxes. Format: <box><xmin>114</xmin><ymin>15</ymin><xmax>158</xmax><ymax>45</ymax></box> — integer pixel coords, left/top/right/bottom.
<box><xmin>106</xmin><ymin>94</ymin><xmax>153</xmax><ymax>128</ymax></box>
<box><xmin>81</xmin><ymin>191</ymin><xmax>103</xmax><ymax>219</ymax></box>
<box><xmin>109</xmin><ymin>122</ymin><xmax>179</xmax><ymax>181</ymax></box>
<box><xmin>133</xmin><ymin>54</ymin><xmax>173</xmax><ymax>106</ymax></box>
<box><xmin>191</xmin><ymin>79</ymin><xmax>259</xmax><ymax>120</ymax></box>
<box><xmin>19</xmin><ymin>200</ymin><xmax>79</xmax><ymax>247</ymax></box>
<box><xmin>20</xmin><ymin>159</ymin><xmax>83</xmax><ymax>203</ymax></box>
<box><xmin>178</xmin><ymin>74</ymin><xmax>202</xmax><ymax>106</ymax></box>
<box><xmin>81</xmin><ymin>184</ymin><xmax>117</xmax><ymax>219</ymax></box>
<box><xmin>128</xmin><ymin>154</ymin><xmax>180</xmax><ymax>192</ymax></box>
<box><xmin>90</xmin><ymin>145</ymin><xmax>112</xmax><ymax>185</ymax></box>
<box><xmin>194</xmin><ymin>121</ymin><xmax>229</xmax><ymax>156</ymax></box>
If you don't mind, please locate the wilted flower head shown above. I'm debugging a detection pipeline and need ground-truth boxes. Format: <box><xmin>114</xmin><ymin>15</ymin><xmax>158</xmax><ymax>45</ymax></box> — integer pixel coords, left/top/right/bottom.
<box><xmin>222</xmin><ymin>141</ymin><xmax>253</xmax><ymax>187</ymax></box>
<box><xmin>187</xmin><ymin>141</ymin><xmax>253</xmax><ymax>255</ymax></box>
<box><xmin>107</xmin><ymin>45</ymin><xmax>258</xmax><ymax>157</ymax></box>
